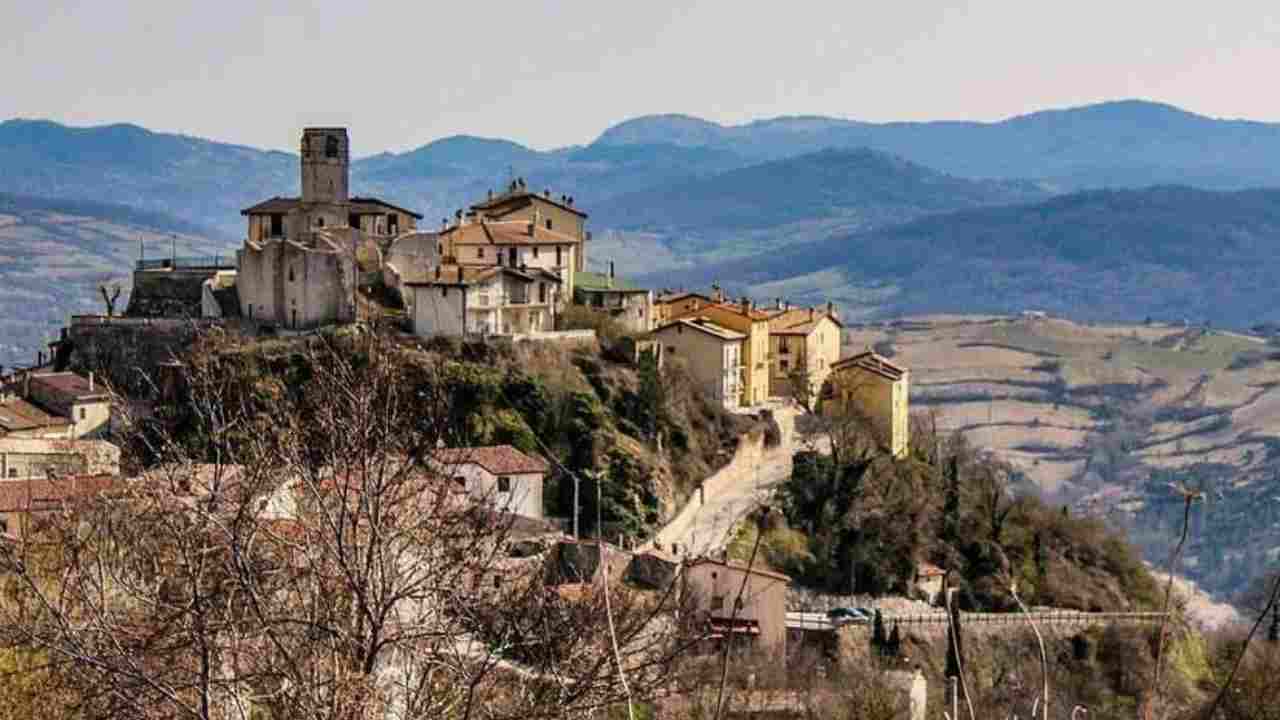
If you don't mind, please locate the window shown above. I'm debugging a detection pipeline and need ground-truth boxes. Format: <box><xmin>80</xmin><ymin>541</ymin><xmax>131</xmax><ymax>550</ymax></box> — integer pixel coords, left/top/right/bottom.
<box><xmin>533</xmin><ymin>246</ymin><xmax>539</xmax><ymax>259</ymax></box>
<box><xmin>316</xmin><ymin>217</ymin><xmax>325</xmax><ymax>228</ymax></box>
<box><xmin>7</xmin><ymin>468</ymin><xmax>16</xmax><ymax>479</ymax></box>
<box><xmin>545</xmin><ymin>218</ymin><xmax>553</xmax><ymax>230</ymax></box>
<box><xmin>555</xmin><ymin>246</ymin><xmax>562</xmax><ymax>265</ymax></box>
<box><xmin>538</xmin><ymin>283</ymin><xmax>547</xmax><ymax>304</ymax></box>
<box><xmin>288</xmin><ymin>267</ymin><xmax>295</xmax><ymax>282</ymax></box>
<box><xmin>478</xmin><ymin>247</ymin><xmax>485</xmax><ymax>259</ymax></box>
<box><xmin>453</xmin><ymin>475</ymin><xmax>466</xmax><ymax>488</ymax></box>
<box><xmin>79</xmin><ymin>408</ymin><xmax>86</xmax><ymax>421</ymax></box>
<box><xmin>781</xmin><ymin>359</ymin><xmax>790</xmax><ymax>370</ymax></box>
<box><xmin>498</xmin><ymin>476</ymin><xmax>511</xmax><ymax>493</ymax></box>
<box><xmin>325</xmin><ymin>135</ymin><xmax>340</xmax><ymax>158</ymax></box>
<box><xmin>711</xmin><ymin>595</ymin><xmax>725</xmax><ymax>611</ymax></box>
<box><xmin>269</xmin><ymin>214</ymin><xmax>284</xmax><ymax>237</ymax></box>
<box><xmin>441</xmin><ymin>287</ymin><xmax>448</xmax><ymax>297</ymax></box>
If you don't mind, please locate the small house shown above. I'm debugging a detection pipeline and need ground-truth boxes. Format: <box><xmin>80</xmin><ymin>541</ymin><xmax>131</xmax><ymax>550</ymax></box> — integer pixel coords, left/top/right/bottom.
<box><xmin>429</xmin><ymin>445</ymin><xmax>549</xmax><ymax>521</ymax></box>
<box><xmin>683</xmin><ymin>557</ymin><xmax>790</xmax><ymax>656</ymax></box>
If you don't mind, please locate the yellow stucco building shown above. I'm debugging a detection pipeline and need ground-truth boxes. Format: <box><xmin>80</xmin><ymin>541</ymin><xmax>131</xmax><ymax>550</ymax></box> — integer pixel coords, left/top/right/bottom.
<box><xmin>824</xmin><ymin>352</ymin><xmax>910</xmax><ymax>458</ymax></box>
<box><xmin>764</xmin><ymin>303</ymin><xmax>842</xmax><ymax>405</ymax></box>
<box><xmin>657</xmin><ymin>292</ymin><xmax>771</xmax><ymax>407</ymax></box>
<box><xmin>651</xmin><ymin>317</ymin><xmax>745</xmax><ymax>408</ymax></box>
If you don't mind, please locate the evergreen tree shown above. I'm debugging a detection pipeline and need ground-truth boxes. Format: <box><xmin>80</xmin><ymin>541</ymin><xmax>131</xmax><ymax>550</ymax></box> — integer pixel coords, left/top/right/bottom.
<box><xmin>942</xmin><ymin>456</ymin><xmax>960</xmax><ymax>544</ymax></box>
<box><xmin>872</xmin><ymin>609</ymin><xmax>887</xmax><ymax>654</ymax></box>
<box><xmin>888</xmin><ymin>623</ymin><xmax>902</xmax><ymax>658</ymax></box>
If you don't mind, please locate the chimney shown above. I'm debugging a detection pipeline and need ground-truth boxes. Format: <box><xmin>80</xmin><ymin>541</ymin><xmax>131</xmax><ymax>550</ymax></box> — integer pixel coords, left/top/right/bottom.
<box><xmin>608</xmin><ymin>261</ymin><xmax>615</xmax><ymax>288</ymax></box>
<box><xmin>827</xmin><ymin>301</ymin><xmax>835</xmax><ymax>317</ymax></box>
<box><xmin>488</xmin><ymin>189</ymin><xmax>493</xmax><ymax>199</ymax></box>
<box><xmin>568</xmin><ymin>197</ymin><xmax>574</xmax><ymax>206</ymax></box>
<box><xmin>741</xmin><ymin>297</ymin><xmax>751</xmax><ymax>315</ymax></box>
<box><xmin>809</xmin><ymin>307</ymin><xmax>815</xmax><ymax>321</ymax></box>
<box><xmin>544</xmin><ymin>188</ymin><xmax>551</xmax><ymax>198</ymax></box>
<box><xmin>775</xmin><ymin>297</ymin><xmax>782</xmax><ymax>311</ymax></box>
<box><xmin>711</xmin><ymin>284</ymin><xmax>722</xmax><ymax>303</ymax></box>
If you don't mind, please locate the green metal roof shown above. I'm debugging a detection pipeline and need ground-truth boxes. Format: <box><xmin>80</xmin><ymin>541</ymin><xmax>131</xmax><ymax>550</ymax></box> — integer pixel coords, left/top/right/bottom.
<box><xmin>574</xmin><ymin>270</ymin><xmax>645</xmax><ymax>292</ymax></box>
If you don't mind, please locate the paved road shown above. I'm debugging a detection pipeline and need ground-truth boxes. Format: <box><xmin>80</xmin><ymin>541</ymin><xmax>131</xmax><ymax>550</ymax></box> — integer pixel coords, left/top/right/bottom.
<box><xmin>653</xmin><ymin>402</ymin><xmax>826</xmax><ymax>558</ymax></box>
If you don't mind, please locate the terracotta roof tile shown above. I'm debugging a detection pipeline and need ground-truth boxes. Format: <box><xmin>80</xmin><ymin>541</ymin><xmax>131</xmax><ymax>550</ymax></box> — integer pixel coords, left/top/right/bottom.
<box><xmin>831</xmin><ymin>352</ymin><xmax>908</xmax><ymax>381</ymax></box>
<box><xmin>27</xmin><ymin>372</ymin><xmax>110</xmax><ymax>404</ymax></box>
<box><xmin>431</xmin><ymin>445</ymin><xmax>550</xmax><ymax>475</ymax></box>
<box><xmin>0</xmin><ymin>474</ymin><xmax>122</xmax><ymax>513</ymax></box>
<box><xmin>444</xmin><ymin>220</ymin><xmax>581</xmax><ymax>247</ymax></box>
<box><xmin>0</xmin><ymin>398</ymin><xmax>71</xmax><ymax>433</ymax></box>
<box><xmin>470</xmin><ymin>190</ymin><xmax>588</xmax><ymax>219</ymax></box>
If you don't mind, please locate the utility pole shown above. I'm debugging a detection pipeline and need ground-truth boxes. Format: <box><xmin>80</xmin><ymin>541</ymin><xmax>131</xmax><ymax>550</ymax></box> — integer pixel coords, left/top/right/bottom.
<box><xmin>573</xmin><ymin>472</ymin><xmax>580</xmax><ymax>539</ymax></box>
<box><xmin>171</xmin><ymin>234</ymin><xmax>176</xmax><ymax>266</ymax></box>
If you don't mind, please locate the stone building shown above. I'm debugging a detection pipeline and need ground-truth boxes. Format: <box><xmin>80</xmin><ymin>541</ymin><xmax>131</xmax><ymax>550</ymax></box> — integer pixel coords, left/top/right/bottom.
<box><xmin>467</xmin><ymin>179</ymin><xmax>590</xmax><ymax>270</ymax></box>
<box><xmin>405</xmin><ymin>264</ymin><xmax>562</xmax><ymax>338</ymax></box>
<box><xmin>764</xmin><ymin>302</ymin><xmax>843</xmax><ymax>405</ymax></box>
<box><xmin>573</xmin><ymin>263</ymin><xmax>654</xmax><ymax>334</ymax></box>
<box><xmin>824</xmin><ymin>352</ymin><xmax>911</xmax><ymax>458</ymax></box>
<box><xmin>683</xmin><ymin>557</ymin><xmax>790</xmax><ymax>657</ymax></box>
<box><xmin>437</xmin><ymin>217</ymin><xmax>583</xmax><ymax>301</ymax></box>
<box><xmin>236</xmin><ymin>128</ymin><xmax>422</xmax><ymax>329</ymax></box>
<box><xmin>2</xmin><ymin>372</ymin><xmax>111</xmax><ymax>439</ymax></box>
<box><xmin>0</xmin><ymin>437</ymin><xmax>120</xmax><ymax>480</ymax></box>
<box><xmin>651</xmin><ymin>318</ymin><xmax>744</xmax><ymax>408</ymax></box>
<box><xmin>428</xmin><ymin>445</ymin><xmax>550</xmax><ymax>521</ymax></box>
<box><xmin>0</xmin><ymin>473</ymin><xmax>120</xmax><ymax>538</ymax></box>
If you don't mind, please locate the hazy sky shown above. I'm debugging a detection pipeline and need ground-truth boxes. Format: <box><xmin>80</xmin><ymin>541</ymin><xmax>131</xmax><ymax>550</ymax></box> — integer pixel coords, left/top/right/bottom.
<box><xmin>4</xmin><ymin>0</ymin><xmax>1279</xmax><ymax>155</ymax></box>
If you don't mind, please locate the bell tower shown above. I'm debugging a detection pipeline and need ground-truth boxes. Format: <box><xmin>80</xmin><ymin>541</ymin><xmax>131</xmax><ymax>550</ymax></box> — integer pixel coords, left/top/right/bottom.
<box><xmin>300</xmin><ymin>128</ymin><xmax>349</xmax><ymax>204</ymax></box>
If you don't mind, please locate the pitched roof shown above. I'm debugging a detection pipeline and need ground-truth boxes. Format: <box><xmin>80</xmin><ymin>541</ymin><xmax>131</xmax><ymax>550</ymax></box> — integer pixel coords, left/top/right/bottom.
<box><xmin>688</xmin><ymin>557</ymin><xmax>792</xmax><ymax>583</ymax></box>
<box><xmin>655</xmin><ymin>291</ymin><xmax>712</xmax><ymax>305</ymax></box>
<box><xmin>574</xmin><ymin>271</ymin><xmax>645</xmax><ymax>293</ymax></box>
<box><xmin>444</xmin><ymin>220</ymin><xmax>581</xmax><ymax>247</ymax></box>
<box><xmin>0</xmin><ymin>474</ymin><xmax>122</xmax><ymax>513</ymax></box>
<box><xmin>432</xmin><ymin>445</ymin><xmax>551</xmax><ymax>475</ymax></box>
<box><xmin>27</xmin><ymin>373</ymin><xmax>110</xmax><ymax>404</ymax></box>
<box><xmin>0</xmin><ymin>397</ymin><xmax>71</xmax><ymax>433</ymax></box>
<box><xmin>240</xmin><ymin>196</ymin><xmax>424</xmax><ymax>219</ymax></box>
<box><xmin>470</xmin><ymin>189</ymin><xmax>588</xmax><ymax>218</ymax></box>
<box><xmin>831</xmin><ymin>352</ymin><xmax>908</xmax><ymax>381</ymax></box>
<box><xmin>766</xmin><ymin>308</ymin><xmax>843</xmax><ymax>335</ymax></box>
<box><xmin>653</xmin><ymin>317</ymin><xmax>746</xmax><ymax>342</ymax></box>
<box><xmin>402</xmin><ymin>264</ymin><xmax>561</xmax><ymax>287</ymax></box>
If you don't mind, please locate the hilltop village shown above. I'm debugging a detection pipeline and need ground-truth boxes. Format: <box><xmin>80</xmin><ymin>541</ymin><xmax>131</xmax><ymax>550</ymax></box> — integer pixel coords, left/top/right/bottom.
<box><xmin>0</xmin><ymin>129</ymin><xmax>1193</xmax><ymax>720</ymax></box>
<box><xmin>0</xmin><ymin>128</ymin><xmax>915</xmax><ymax>652</ymax></box>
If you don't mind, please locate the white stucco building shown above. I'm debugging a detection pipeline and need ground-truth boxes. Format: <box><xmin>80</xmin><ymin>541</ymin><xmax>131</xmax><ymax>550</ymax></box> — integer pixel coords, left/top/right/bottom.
<box><xmin>428</xmin><ymin>445</ymin><xmax>549</xmax><ymax>521</ymax></box>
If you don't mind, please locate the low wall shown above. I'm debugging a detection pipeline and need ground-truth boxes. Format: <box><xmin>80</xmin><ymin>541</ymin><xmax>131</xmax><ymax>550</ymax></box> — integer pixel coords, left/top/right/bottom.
<box><xmin>509</xmin><ymin>329</ymin><xmax>597</xmax><ymax>344</ymax></box>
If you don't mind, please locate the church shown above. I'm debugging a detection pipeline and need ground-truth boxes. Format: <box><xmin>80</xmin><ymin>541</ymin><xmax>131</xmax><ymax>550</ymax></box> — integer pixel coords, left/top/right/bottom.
<box><xmin>236</xmin><ymin>128</ymin><xmax>422</xmax><ymax>329</ymax></box>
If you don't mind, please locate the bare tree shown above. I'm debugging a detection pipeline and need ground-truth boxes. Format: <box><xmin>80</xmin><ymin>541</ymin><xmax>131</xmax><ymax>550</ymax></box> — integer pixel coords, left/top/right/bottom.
<box><xmin>99</xmin><ymin>283</ymin><xmax>122</xmax><ymax>318</ymax></box>
<box><xmin>0</xmin><ymin>332</ymin><xmax>695</xmax><ymax>719</ymax></box>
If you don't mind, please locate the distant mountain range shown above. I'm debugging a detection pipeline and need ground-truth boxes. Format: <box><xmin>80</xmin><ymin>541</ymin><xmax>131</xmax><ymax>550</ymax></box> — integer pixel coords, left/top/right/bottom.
<box><xmin>652</xmin><ymin>186</ymin><xmax>1280</xmax><ymax>326</ymax></box>
<box><xmin>6</xmin><ymin>99</ymin><xmax>1280</xmax><ymax>239</ymax></box>
<box><xmin>4</xmin><ymin>99</ymin><xmax>1280</xmax><ymax>359</ymax></box>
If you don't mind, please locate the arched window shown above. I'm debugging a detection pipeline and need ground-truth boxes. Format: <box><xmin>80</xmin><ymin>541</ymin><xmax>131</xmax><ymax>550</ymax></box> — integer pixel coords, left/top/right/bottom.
<box><xmin>325</xmin><ymin>135</ymin><xmax>339</xmax><ymax>158</ymax></box>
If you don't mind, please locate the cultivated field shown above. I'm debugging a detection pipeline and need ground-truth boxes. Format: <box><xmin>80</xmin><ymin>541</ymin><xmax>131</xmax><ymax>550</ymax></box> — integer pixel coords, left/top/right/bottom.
<box><xmin>844</xmin><ymin>315</ymin><xmax>1280</xmax><ymax>497</ymax></box>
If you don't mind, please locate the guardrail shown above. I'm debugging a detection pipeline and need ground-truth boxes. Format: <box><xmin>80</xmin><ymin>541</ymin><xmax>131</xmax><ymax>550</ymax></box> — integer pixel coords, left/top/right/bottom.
<box><xmin>871</xmin><ymin>611</ymin><xmax>1167</xmax><ymax>627</ymax></box>
<box><xmin>136</xmin><ymin>256</ymin><xmax>235</xmax><ymax>271</ymax></box>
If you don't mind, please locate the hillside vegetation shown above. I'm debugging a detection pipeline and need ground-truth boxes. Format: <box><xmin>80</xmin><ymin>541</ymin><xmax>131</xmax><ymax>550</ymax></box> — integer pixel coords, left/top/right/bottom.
<box><xmin>842</xmin><ymin>314</ymin><xmax>1280</xmax><ymax>598</ymax></box>
<box><xmin>110</xmin><ymin>330</ymin><xmax>751</xmax><ymax>541</ymax></box>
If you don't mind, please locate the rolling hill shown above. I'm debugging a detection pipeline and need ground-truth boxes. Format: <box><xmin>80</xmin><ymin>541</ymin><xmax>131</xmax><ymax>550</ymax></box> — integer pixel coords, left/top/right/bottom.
<box><xmin>590</xmin><ymin>147</ymin><xmax>1051</xmax><ymax>260</ymax></box>
<box><xmin>646</xmin><ymin>186</ymin><xmax>1280</xmax><ymax>327</ymax></box>
<box><xmin>846</xmin><ymin>314</ymin><xmax>1280</xmax><ymax>597</ymax></box>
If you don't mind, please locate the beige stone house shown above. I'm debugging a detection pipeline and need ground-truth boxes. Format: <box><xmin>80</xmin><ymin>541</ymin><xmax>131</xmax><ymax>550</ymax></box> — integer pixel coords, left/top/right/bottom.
<box><xmin>2</xmin><ymin>372</ymin><xmax>112</xmax><ymax>439</ymax></box>
<box><xmin>683</xmin><ymin>558</ymin><xmax>790</xmax><ymax>656</ymax></box>
<box><xmin>0</xmin><ymin>437</ymin><xmax>120</xmax><ymax>480</ymax></box>
<box><xmin>658</xmin><ymin>291</ymin><xmax>772</xmax><ymax>406</ymax></box>
<box><xmin>573</xmin><ymin>264</ymin><xmax>654</xmax><ymax>333</ymax></box>
<box><xmin>0</xmin><ymin>473</ymin><xmax>120</xmax><ymax>538</ymax></box>
<box><xmin>467</xmin><ymin>179</ymin><xmax>590</xmax><ymax>269</ymax></box>
<box><xmin>236</xmin><ymin>128</ymin><xmax>422</xmax><ymax>329</ymax></box>
<box><xmin>765</xmin><ymin>303</ymin><xmax>843</xmax><ymax>405</ymax></box>
<box><xmin>405</xmin><ymin>264</ymin><xmax>562</xmax><ymax>338</ymax></box>
<box><xmin>824</xmin><ymin>352</ymin><xmax>911</xmax><ymax>458</ymax></box>
<box><xmin>651</xmin><ymin>317</ymin><xmax>744</xmax><ymax>408</ymax></box>
<box><xmin>428</xmin><ymin>445</ymin><xmax>550</xmax><ymax>521</ymax></box>
<box><xmin>438</xmin><ymin>218</ymin><xmax>582</xmax><ymax>301</ymax></box>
